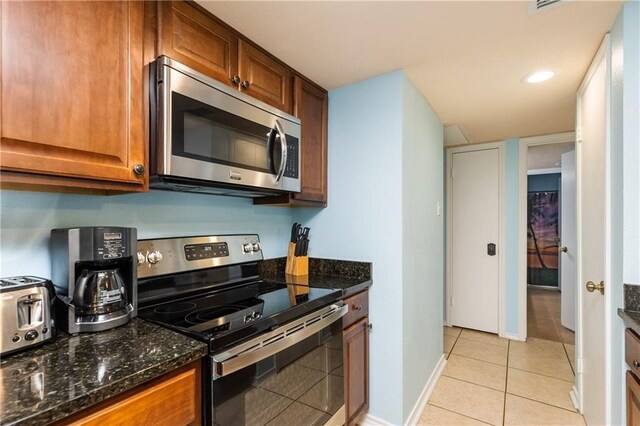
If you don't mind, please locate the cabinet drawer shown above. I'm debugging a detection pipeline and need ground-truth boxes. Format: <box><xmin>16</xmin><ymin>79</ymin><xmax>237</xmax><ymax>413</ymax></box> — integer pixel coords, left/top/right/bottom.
<box><xmin>60</xmin><ymin>361</ymin><xmax>201</xmax><ymax>426</ymax></box>
<box><xmin>626</xmin><ymin>329</ymin><xmax>640</xmax><ymax>373</ymax></box>
<box><xmin>343</xmin><ymin>290</ymin><xmax>369</xmax><ymax>329</ymax></box>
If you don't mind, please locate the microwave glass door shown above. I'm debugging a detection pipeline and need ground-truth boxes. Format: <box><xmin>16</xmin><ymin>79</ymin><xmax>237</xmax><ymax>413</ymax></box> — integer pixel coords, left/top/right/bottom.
<box><xmin>171</xmin><ymin>92</ymin><xmax>283</xmax><ymax>175</ymax></box>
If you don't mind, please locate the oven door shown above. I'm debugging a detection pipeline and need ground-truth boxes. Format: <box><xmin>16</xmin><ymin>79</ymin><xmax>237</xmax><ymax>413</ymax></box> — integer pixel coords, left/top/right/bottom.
<box><xmin>208</xmin><ymin>303</ymin><xmax>347</xmax><ymax>426</ymax></box>
<box><xmin>157</xmin><ymin>58</ymin><xmax>300</xmax><ymax>193</ymax></box>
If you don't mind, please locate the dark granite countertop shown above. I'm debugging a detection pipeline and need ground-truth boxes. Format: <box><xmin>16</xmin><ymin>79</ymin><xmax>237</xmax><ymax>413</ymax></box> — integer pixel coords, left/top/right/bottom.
<box><xmin>0</xmin><ymin>319</ymin><xmax>207</xmax><ymax>426</ymax></box>
<box><xmin>618</xmin><ymin>308</ymin><xmax>640</xmax><ymax>336</ymax></box>
<box><xmin>259</xmin><ymin>257</ymin><xmax>373</xmax><ymax>297</ymax></box>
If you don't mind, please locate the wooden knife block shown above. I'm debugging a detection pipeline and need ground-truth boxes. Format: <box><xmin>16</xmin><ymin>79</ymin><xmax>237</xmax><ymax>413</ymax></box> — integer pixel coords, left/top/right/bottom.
<box><xmin>285</xmin><ymin>242</ymin><xmax>309</xmax><ymax>276</ymax></box>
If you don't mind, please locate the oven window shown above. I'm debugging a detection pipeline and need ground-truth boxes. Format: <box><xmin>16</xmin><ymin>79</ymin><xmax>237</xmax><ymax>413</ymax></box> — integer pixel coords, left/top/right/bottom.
<box><xmin>211</xmin><ymin>322</ymin><xmax>343</xmax><ymax>426</ymax></box>
<box><xmin>172</xmin><ymin>92</ymin><xmax>276</xmax><ymax>174</ymax></box>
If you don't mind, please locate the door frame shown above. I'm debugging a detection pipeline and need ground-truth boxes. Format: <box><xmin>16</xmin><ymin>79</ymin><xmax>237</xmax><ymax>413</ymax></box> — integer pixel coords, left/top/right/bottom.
<box><xmin>445</xmin><ymin>142</ymin><xmax>505</xmax><ymax>337</ymax></box>
<box><xmin>517</xmin><ymin>131</ymin><xmax>576</xmax><ymax>342</ymax></box>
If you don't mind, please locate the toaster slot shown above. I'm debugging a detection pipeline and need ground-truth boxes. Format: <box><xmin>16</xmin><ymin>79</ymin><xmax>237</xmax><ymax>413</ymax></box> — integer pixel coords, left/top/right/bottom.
<box><xmin>17</xmin><ymin>295</ymin><xmax>43</xmax><ymax>328</ymax></box>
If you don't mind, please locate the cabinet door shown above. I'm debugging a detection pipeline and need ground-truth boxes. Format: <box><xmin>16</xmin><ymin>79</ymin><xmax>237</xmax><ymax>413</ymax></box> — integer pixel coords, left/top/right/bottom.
<box><xmin>1</xmin><ymin>1</ymin><xmax>146</xmax><ymax>190</ymax></box>
<box><xmin>628</xmin><ymin>371</ymin><xmax>640</xmax><ymax>426</ymax></box>
<box><xmin>344</xmin><ymin>317</ymin><xmax>369</xmax><ymax>425</ymax></box>
<box><xmin>58</xmin><ymin>360</ymin><xmax>201</xmax><ymax>426</ymax></box>
<box><xmin>158</xmin><ymin>1</ymin><xmax>238</xmax><ymax>88</ymax></box>
<box><xmin>292</xmin><ymin>77</ymin><xmax>328</xmax><ymax>204</ymax></box>
<box><xmin>238</xmin><ymin>40</ymin><xmax>292</xmax><ymax>113</ymax></box>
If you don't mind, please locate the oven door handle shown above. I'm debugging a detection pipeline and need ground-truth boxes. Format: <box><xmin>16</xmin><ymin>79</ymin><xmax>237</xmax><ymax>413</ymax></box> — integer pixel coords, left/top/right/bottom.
<box><xmin>211</xmin><ymin>302</ymin><xmax>347</xmax><ymax>378</ymax></box>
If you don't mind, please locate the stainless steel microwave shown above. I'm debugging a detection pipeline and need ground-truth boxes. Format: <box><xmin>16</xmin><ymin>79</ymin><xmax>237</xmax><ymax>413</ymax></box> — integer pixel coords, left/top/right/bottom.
<box><xmin>149</xmin><ymin>56</ymin><xmax>301</xmax><ymax>197</ymax></box>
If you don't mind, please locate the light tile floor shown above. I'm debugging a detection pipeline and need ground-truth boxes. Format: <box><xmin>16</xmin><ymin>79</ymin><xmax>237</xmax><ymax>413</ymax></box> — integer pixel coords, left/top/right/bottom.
<box><xmin>418</xmin><ymin>327</ymin><xmax>583</xmax><ymax>425</ymax></box>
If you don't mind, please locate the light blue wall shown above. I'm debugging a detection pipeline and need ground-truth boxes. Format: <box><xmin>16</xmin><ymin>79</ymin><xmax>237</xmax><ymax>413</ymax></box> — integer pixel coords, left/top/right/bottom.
<box><xmin>528</xmin><ymin>173</ymin><xmax>560</xmax><ymax>192</ymax></box>
<box><xmin>400</xmin><ymin>74</ymin><xmax>444</xmax><ymax>421</ymax></box>
<box><xmin>505</xmin><ymin>139</ymin><xmax>520</xmax><ymax>335</ymax></box>
<box><xmin>621</xmin><ymin>1</ymin><xmax>640</xmax><ymax>285</ymax></box>
<box><xmin>294</xmin><ymin>71</ymin><xmax>406</xmax><ymax>424</ymax></box>
<box><xmin>0</xmin><ymin>190</ymin><xmax>293</xmax><ymax>278</ymax></box>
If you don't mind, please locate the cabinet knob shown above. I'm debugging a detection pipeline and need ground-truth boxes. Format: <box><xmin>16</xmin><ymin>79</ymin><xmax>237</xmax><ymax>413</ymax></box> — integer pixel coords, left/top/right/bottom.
<box><xmin>133</xmin><ymin>164</ymin><xmax>145</xmax><ymax>175</ymax></box>
<box><xmin>231</xmin><ymin>75</ymin><xmax>241</xmax><ymax>84</ymax></box>
<box><xmin>634</xmin><ymin>360</ymin><xmax>640</xmax><ymax>369</ymax></box>
<box><xmin>241</xmin><ymin>80</ymin><xmax>251</xmax><ymax>90</ymax></box>
<box><xmin>368</xmin><ymin>323</ymin><xmax>373</xmax><ymax>330</ymax></box>
<box><xmin>352</xmin><ymin>304</ymin><xmax>362</xmax><ymax>311</ymax></box>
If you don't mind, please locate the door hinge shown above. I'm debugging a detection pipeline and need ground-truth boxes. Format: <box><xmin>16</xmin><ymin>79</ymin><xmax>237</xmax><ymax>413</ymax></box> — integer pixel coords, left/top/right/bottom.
<box><xmin>450</xmin><ymin>296</ymin><xmax>454</xmax><ymax>307</ymax></box>
<box><xmin>450</xmin><ymin>167</ymin><xmax>455</xmax><ymax>178</ymax></box>
<box><xmin>576</xmin><ymin>357</ymin><xmax>583</xmax><ymax>374</ymax></box>
<box><xmin>576</xmin><ymin>128</ymin><xmax>582</xmax><ymax>143</ymax></box>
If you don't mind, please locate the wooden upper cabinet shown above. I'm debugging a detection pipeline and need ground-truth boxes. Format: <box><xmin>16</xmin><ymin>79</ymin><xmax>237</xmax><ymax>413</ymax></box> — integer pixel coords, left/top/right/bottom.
<box><xmin>158</xmin><ymin>1</ymin><xmax>238</xmax><ymax>88</ymax></box>
<box><xmin>292</xmin><ymin>76</ymin><xmax>328</xmax><ymax>204</ymax></box>
<box><xmin>238</xmin><ymin>41</ymin><xmax>292</xmax><ymax>113</ymax></box>
<box><xmin>0</xmin><ymin>1</ymin><xmax>146</xmax><ymax>191</ymax></box>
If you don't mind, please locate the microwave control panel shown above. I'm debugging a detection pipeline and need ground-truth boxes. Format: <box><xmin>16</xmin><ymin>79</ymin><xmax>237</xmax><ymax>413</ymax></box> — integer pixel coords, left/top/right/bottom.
<box><xmin>283</xmin><ymin>138</ymin><xmax>299</xmax><ymax>179</ymax></box>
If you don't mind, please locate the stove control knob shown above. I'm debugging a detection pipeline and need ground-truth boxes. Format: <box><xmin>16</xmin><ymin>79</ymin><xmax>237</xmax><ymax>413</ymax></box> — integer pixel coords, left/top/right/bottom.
<box><xmin>25</xmin><ymin>330</ymin><xmax>39</xmax><ymax>341</ymax></box>
<box><xmin>136</xmin><ymin>251</ymin><xmax>146</xmax><ymax>265</ymax></box>
<box><xmin>147</xmin><ymin>250</ymin><xmax>163</xmax><ymax>264</ymax></box>
<box><xmin>243</xmin><ymin>243</ymin><xmax>253</xmax><ymax>253</ymax></box>
<box><xmin>252</xmin><ymin>243</ymin><xmax>261</xmax><ymax>252</ymax></box>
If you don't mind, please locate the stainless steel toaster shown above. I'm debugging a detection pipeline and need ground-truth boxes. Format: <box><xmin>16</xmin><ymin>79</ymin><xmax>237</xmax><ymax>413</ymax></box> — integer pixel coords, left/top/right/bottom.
<box><xmin>1</xmin><ymin>276</ymin><xmax>56</xmax><ymax>356</ymax></box>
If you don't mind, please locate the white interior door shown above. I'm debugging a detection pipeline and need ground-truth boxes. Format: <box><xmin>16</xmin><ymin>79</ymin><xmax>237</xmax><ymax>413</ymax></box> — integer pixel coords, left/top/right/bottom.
<box><xmin>560</xmin><ymin>150</ymin><xmax>577</xmax><ymax>331</ymax></box>
<box><xmin>451</xmin><ymin>149</ymin><xmax>500</xmax><ymax>333</ymax></box>
<box><xmin>577</xmin><ymin>36</ymin><xmax>609</xmax><ymax>424</ymax></box>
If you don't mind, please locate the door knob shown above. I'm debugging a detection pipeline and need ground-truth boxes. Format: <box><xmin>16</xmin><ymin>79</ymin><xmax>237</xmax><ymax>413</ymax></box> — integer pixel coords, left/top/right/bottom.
<box><xmin>586</xmin><ymin>280</ymin><xmax>605</xmax><ymax>295</ymax></box>
<box><xmin>559</xmin><ymin>246</ymin><xmax>568</xmax><ymax>253</ymax></box>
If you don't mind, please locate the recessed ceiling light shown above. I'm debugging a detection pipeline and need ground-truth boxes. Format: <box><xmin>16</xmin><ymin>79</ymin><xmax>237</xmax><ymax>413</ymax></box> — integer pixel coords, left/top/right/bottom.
<box><xmin>522</xmin><ymin>70</ymin><xmax>555</xmax><ymax>84</ymax></box>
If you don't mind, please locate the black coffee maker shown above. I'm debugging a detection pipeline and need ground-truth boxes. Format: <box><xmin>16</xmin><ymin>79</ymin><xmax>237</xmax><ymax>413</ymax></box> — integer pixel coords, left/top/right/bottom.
<box><xmin>51</xmin><ymin>227</ymin><xmax>137</xmax><ymax>334</ymax></box>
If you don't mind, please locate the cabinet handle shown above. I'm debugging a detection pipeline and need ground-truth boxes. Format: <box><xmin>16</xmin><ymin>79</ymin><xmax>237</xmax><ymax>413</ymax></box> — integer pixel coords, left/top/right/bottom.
<box><xmin>634</xmin><ymin>360</ymin><xmax>640</xmax><ymax>369</ymax></box>
<box><xmin>231</xmin><ymin>75</ymin><xmax>241</xmax><ymax>84</ymax></box>
<box><xmin>241</xmin><ymin>80</ymin><xmax>251</xmax><ymax>90</ymax></box>
<box><xmin>132</xmin><ymin>164</ymin><xmax>145</xmax><ymax>175</ymax></box>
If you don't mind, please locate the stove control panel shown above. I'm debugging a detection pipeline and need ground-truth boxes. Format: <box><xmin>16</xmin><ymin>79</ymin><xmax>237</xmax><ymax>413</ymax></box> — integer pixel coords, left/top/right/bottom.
<box><xmin>185</xmin><ymin>242</ymin><xmax>229</xmax><ymax>261</ymax></box>
<box><xmin>137</xmin><ymin>234</ymin><xmax>262</xmax><ymax>279</ymax></box>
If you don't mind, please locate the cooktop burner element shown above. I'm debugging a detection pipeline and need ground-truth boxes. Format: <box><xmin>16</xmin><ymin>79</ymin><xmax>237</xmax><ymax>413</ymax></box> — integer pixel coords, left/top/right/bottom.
<box><xmin>153</xmin><ymin>302</ymin><xmax>197</xmax><ymax>315</ymax></box>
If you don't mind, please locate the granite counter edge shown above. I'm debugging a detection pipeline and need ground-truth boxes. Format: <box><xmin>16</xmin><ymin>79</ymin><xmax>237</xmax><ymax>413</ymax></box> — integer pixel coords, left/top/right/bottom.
<box><xmin>618</xmin><ymin>308</ymin><xmax>640</xmax><ymax>337</ymax></box>
<box><xmin>8</xmin><ymin>345</ymin><xmax>207</xmax><ymax>426</ymax></box>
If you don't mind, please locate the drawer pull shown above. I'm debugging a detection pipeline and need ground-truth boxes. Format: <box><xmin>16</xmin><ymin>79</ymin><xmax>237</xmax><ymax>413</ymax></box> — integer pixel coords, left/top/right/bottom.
<box><xmin>634</xmin><ymin>360</ymin><xmax>640</xmax><ymax>369</ymax></box>
<box><xmin>352</xmin><ymin>304</ymin><xmax>362</xmax><ymax>311</ymax></box>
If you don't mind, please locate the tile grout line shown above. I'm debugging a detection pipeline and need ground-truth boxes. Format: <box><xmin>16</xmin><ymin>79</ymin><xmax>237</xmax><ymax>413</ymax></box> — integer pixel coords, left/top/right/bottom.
<box><xmin>562</xmin><ymin>342</ymin><xmax>576</xmax><ymax>376</ymax></box>
<box><xmin>502</xmin><ymin>339</ymin><xmax>510</xmax><ymax>426</ymax></box>
<box><xmin>440</xmin><ymin>371</ymin><xmax>506</xmax><ymax>393</ymax></box>
<box><xmin>447</xmin><ymin>350</ymin><xmax>508</xmax><ymax>367</ymax></box>
<box><xmin>507</xmin><ymin>365</ymin><xmax>575</xmax><ymax>383</ymax></box>
<box><xmin>424</xmin><ymin>403</ymin><xmax>494</xmax><ymax>425</ymax></box>
<box><xmin>504</xmin><ymin>392</ymin><xmax>582</xmax><ymax>415</ymax></box>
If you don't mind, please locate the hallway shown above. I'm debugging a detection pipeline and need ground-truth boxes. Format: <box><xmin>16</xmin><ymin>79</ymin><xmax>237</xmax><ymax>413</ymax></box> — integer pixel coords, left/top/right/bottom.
<box><xmin>528</xmin><ymin>287</ymin><xmax>575</xmax><ymax>345</ymax></box>
<box><xmin>419</xmin><ymin>327</ymin><xmax>580</xmax><ymax>425</ymax></box>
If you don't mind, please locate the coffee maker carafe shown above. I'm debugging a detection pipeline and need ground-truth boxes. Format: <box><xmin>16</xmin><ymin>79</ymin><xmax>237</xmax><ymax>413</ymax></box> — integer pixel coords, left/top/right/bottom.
<box><xmin>51</xmin><ymin>227</ymin><xmax>137</xmax><ymax>334</ymax></box>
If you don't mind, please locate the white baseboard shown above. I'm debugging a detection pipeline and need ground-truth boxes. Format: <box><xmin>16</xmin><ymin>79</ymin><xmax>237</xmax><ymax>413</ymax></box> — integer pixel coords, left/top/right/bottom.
<box><xmin>405</xmin><ymin>354</ymin><xmax>447</xmax><ymax>426</ymax></box>
<box><xmin>358</xmin><ymin>354</ymin><xmax>447</xmax><ymax>426</ymax></box>
<box><xmin>503</xmin><ymin>332</ymin><xmax>526</xmax><ymax>342</ymax></box>
<box><xmin>359</xmin><ymin>413</ymin><xmax>389</xmax><ymax>426</ymax></box>
<box><xmin>570</xmin><ymin>386</ymin><xmax>580</xmax><ymax>412</ymax></box>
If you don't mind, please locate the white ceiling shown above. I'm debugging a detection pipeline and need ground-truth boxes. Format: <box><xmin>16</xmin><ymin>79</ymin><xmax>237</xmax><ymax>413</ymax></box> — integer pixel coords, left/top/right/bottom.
<box><xmin>198</xmin><ymin>1</ymin><xmax>622</xmax><ymax>143</ymax></box>
<box><xmin>528</xmin><ymin>141</ymin><xmax>575</xmax><ymax>170</ymax></box>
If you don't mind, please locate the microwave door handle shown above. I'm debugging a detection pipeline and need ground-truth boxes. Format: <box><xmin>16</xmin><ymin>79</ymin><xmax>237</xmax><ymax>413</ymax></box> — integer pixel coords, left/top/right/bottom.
<box><xmin>274</xmin><ymin>119</ymin><xmax>288</xmax><ymax>184</ymax></box>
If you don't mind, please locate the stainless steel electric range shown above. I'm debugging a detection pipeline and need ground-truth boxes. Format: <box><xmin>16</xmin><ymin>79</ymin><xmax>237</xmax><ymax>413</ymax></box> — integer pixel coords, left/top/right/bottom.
<box><xmin>137</xmin><ymin>235</ymin><xmax>347</xmax><ymax>426</ymax></box>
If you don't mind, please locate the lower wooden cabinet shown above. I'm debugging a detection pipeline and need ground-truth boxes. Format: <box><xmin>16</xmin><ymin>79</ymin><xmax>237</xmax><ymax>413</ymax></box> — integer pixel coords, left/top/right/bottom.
<box><xmin>56</xmin><ymin>360</ymin><xmax>201</xmax><ymax>426</ymax></box>
<box><xmin>627</xmin><ymin>371</ymin><xmax>640</xmax><ymax>426</ymax></box>
<box><xmin>342</xmin><ymin>290</ymin><xmax>370</xmax><ymax>425</ymax></box>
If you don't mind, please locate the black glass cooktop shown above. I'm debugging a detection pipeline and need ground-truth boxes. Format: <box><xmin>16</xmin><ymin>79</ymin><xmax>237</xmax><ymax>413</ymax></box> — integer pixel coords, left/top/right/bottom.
<box><xmin>138</xmin><ymin>280</ymin><xmax>341</xmax><ymax>351</ymax></box>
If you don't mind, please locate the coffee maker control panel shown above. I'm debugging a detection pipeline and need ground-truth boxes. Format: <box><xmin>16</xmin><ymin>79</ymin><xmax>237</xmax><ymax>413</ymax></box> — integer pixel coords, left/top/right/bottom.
<box><xmin>96</xmin><ymin>231</ymin><xmax>128</xmax><ymax>260</ymax></box>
